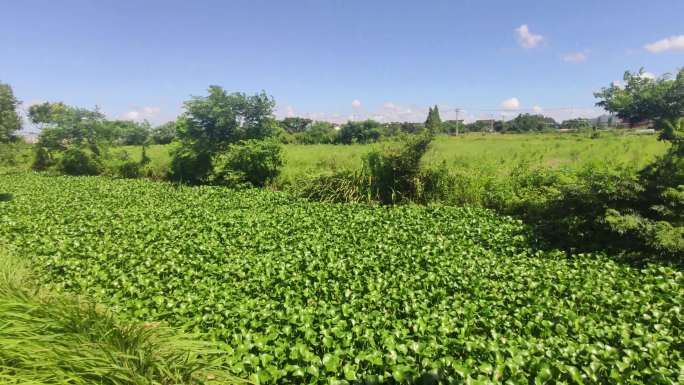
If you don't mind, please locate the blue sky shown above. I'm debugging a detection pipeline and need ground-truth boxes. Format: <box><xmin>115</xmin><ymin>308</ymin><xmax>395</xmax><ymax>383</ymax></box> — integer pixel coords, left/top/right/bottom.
<box><xmin>2</xmin><ymin>0</ymin><xmax>683</xmax><ymax>127</ymax></box>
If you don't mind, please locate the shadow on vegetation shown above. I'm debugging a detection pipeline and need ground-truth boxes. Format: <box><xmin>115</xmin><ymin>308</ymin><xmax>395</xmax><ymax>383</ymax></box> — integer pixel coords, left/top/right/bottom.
<box><xmin>0</xmin><ymin>193</ymin><xmax>12</xmax><ymax>202</ymax></box>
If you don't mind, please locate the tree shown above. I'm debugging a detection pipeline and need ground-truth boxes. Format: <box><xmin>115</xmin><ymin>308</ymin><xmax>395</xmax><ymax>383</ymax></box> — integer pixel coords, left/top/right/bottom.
<box><xmin>0</xmin><ymin>82</ymin><xmax>22</xmax><ymax>143</ymax></box>
<box><xmin>150</xmin><ymin>121</ymin><xmax>177</xmax><ymax>144</ymax></box>
<box><xmin>170</xmin><ymin>86</ymin><xmax>279</xmax><ymax>183</ymax></box>
<box><xmin>294</xmin><ymin>121</ymin><xmax>337</xmax><ymax>144</ymax></box>
<box><xmin>104</xmin><ymin>120</ymin><xmax>151</xmax><ymax>145</ymax></box>
<box><xmin>561</xmin><ymin>118</ymin><xmax>592</xmax><ymax>131</ymax></box>
<box><xmin>594</xmin><ymin>68</ymin><xmax>684</xmax><ymax>134</ymax></box>
<box><xmin>29</xmin><ymin>102</ymin><xmax>106</xmax><ymax>153</ymax></box>
<box><xmin>507</xmin><ymin>114</ymin><xmax>557</xmax><ymax>132</ymax></box>
<box><xmin>176</xmin><ymin>86</ymin><xmax>277</xmax><ymax>154</ymax></box>
<box><xmin>336</xmin><ymin>120</ymin><xmax>383</xmax><ymax>144</ymax></box>
<box><xmin>280</xmin><ymin>117</ymin><xmax>312</xmax><ymax>134</ymax></box>
<box><xmin>425</xmin><ymin>105</ymin><xmax>442</xmax><ymax>133</ymax></box>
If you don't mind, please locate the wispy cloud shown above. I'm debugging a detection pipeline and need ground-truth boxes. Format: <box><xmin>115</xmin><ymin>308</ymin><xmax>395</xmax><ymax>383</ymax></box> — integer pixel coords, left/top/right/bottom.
<box><xmin>644</xmin><ymin>35</ymin><xmax>684</xmax><ymax>53</ymax></box>
<box><xmin>120</xmin><ymin>106</ymin><xmax>161</xmax><ymax>121</ymax></box>
<box><xmin>562</xmin><ymin>51</ymin><xmax>587</xmax><ymax>63</ymax></box>
<box><xmin>515</xmin><ymin>25</ymin><xmax>543</xmax><ymax>48</ymax></box>
<box><xmin>500</xmin><ymin>97</ymin><xmax>520</xmax><ymax>110</ymax></box>
<box><xmin>351</xmin><ymin>99</ymin><xmax>362</xmax><ymax>108</ymax></box>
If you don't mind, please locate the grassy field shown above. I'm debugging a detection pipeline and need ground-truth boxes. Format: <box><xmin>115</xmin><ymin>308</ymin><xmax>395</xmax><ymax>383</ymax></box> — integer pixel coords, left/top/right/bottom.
<box><xmin>1</xmin><ymin>173</ymin><xmax>681</xmax><ymax>384</ymax></box>
<box><xmin>116</xmin><ymin>132</ymin><xmax>669</xmax><ymax>184</ymax></box>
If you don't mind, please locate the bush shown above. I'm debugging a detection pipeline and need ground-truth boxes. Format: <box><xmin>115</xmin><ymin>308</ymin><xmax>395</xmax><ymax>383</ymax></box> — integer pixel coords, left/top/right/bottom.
<box><xmin>32</xmin><ymin>146</ymin><xmax>53</xmax><ymax>171</ymax></box>
<box><xmin>210</xmin><ymin>139</ymin><xmax>282</xmax><ymax>187</ymax></box>
<box><xmin>363</xmin><ymin>133</ymin><xmax>432</xmax><ymax>204</ymax></box>
<box><xmin>168</xmin><ymin>146</ymin><xmax>212</xmax><ymax>184</ymax></box>
<box><xmin>58</xmin><ymin>147</ymin><xmax>102</xmax><ymax>176</ymax></box>
<box><xmin>293</xmin><ymin>133</ymin><xmax>435</xmax><ymax>205</ymax></box>
<box><xmin>335</xmin><ymin>120</ymin><xmax>383</xmax><ymax>144</ymax></box>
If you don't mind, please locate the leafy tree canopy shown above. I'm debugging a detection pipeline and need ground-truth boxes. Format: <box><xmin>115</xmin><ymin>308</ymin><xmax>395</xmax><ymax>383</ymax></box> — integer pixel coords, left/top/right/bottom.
<box><xmin>0</xmin><ymin>82</ymin><xmax>22</xmax><ymax>143</ymax></box>
<box><xmin>425</xmin><ymin>105</ymin><xmax>442</xmax><ymax>133</ymax></box>
<box><xmin>594</xmin><ymin>68</ymin><xmax>684</xmax><ymax>131</ymax></box>
<box><xmin>336</xmin><ymin>120</ymin><xmax>383</xmax><ymax>144</ymax></box>
<box><xmin>29</xmin><ymin>102</ymin><xmax>106</xmax><ymax>152</ymax></box>
<box><xmin>506</xmin><ymin>114</ymin><xmax>557</xmax><ymax>132</ymax></box>
<box><xmin>176</xmin><ymin>86</ymin><xmax>277</xmax><ymax>154</ymax></box>
<box><xmin>280</xmin><ymin>117</ymin><xmax>312</xmax><ymax>134</ymax></box>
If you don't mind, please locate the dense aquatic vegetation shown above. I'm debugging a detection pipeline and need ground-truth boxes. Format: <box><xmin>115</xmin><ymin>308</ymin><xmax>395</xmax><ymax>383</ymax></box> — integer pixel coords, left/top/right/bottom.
<box><xmin>1</xmin><ymin>173</ymin><xmax>682</xmax><ymax>384</ymax></box>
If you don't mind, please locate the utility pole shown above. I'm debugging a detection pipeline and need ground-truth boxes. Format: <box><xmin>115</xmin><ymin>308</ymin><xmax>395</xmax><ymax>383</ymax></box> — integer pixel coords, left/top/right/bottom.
<box><xmin>454</xmin><ymin>108</ymin><xmax>460</xmax><ymax>135</ymax></box>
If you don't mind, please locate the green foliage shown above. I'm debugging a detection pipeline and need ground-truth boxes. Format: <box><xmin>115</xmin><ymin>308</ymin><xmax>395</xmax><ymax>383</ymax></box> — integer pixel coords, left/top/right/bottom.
<box><xmin>0</xmin><ymin>142</ymin><xmax>31</xmax><ymax>171</ymax></box>
<box><xmin>0</xmin><ymin>246</ymin><xmax>240</xmax><ymax>385</ymax></box>
<box><xmin>176</xmin><ymin>86</ymin><xmax>277</xmax><ymax>153</ymax></box>
<box><xmin>31</xmin><ymin>146</ymin><xmax>53</xmax><ymax>171</ymax></box>
<box><xmin>57</xmin><ymin>147</ymin><xmax>103</xmax><ymax>176</ymax></box>
<box><xmin>595</xmin><ymin>68</ymin><xmax>684</xmax><ymax>129</ymax></box>
<box><xmin>172</xmin><ymin>86</ymin><xmax>278</xmax><ymax>184</ymax></box>
<box><xmin>29</xmin><ymin>102</ymin><xmax>107</xmax><ymax>152</ymax></box>
<box><xmin>105</xmin><ymin>120</ymin><xmax>151</xmax><ymax>145</ymax></box>
<box><xmin>0</xmin><ymin>82</ymin><xmax>22</xmax><ymax>143</ymax></box>
<box><xmin>210</xmin><ymin>139</ymin><xmax>283</xmax><ymax>187</ymax></box>
<box><xmin>335</xmin><ymin>120</ymin><xmax>383</xmax><ymax>144</ymax></box>
<box><xmin>106</xmin><ymin>150</ymin><xmax>146</xmax><ymax>179</ymax></box>
<box><xmin>280</xmin><ymin>117</ymin><xmax>313</xmax><ymax>134</ymax></box>
<box><xmin>506</xmin><ymin>114</ymin><xmax>558</xmax><ymax>132</ymax></box>
<box><xmin>0</xmin><ymin>174</ymin><xmax>682</xmax><ymax>384</ymax></box>
<box><xmin>561</xmin><ymin>118</ymin><xmax>593</xmax><ymax>131</ymax></box>
<box><xmin>168</xmin><ymin>146</ymin><xmax>212</xmax><ymax>184</ymax></box>
<box><xmin>424</xmin><ymin>105</ymin><xmax>442</xmax><ymax>134</ymax></box>
<box><xmin>151</xmin><ymin>121</ymin><xmax>177</xmax><ymax>144</ymax></box>
<box><xmin>293</xmin><ymin>121</ymin><xmax>337</xmax><ymax>144</ymax></box>
<box><xmin>364</xmin><ymin>133</ymin><xmax>433</xmax><ymax>204</ymax></box>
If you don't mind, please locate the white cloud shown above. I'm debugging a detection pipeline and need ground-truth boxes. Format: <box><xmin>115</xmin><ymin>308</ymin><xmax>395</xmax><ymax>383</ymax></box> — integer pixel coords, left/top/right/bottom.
<box><xmin>382</xmin><ymin>101</ymin><xmax>397</xmax><ymax>110</ymax></box>
<box><xmin>351</xmin><ymin>99</ymin><xmax>362</xmax><ymax>108</ymax></box>
<box><xmin>562</xmin><ymin>52</ymin><xmax>587</xmax><ymax>63</ymax></box>
<box><xmin>515</xmin><ymin>24</ymin><xmax>544</xmax><ymax>48</ymax></box>
<box><xmin>644</xmin><ymin>35</ymin><xmax>684</xmax><ymax>53</ymax></box>
<box><xmin>500</xmin><ymin>97</ymin><xmax>520</xmax><ymax>110</ymax></box>
<box><xmin>532</xmin><ymin>105</ymin><xmax>543</xmax><ymax>113</ymax></box>
<box><xmin>121</xmin><ymin>106</ymin><xmax>160</xmax><ymax>121</ymax></box>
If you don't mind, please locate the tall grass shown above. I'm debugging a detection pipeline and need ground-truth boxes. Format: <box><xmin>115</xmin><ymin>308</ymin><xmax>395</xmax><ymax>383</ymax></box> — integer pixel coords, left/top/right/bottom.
<box><xmin>0</xmin><ymin>245</ymin><xmax>241</xmax><ymax>385</ymax></box>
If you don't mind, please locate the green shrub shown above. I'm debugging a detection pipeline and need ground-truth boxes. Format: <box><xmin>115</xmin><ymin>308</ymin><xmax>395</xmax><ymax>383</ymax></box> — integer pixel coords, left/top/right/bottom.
<box><xmin>31</xmin><ymin>146</ymin><xmax>53</xmax><ymax>171</ymax></box>
<box><xmin>58</xmin><ymin>147</ymin><xmax>102</xmax><ymax>176</ymax></box>
<box><xmin>363</xmin><ymin>133</ymin><xmax>433</xmax><ymax>204</ymax></box>
<box><xmin>168</xmin><ymin>146</ymin><xmax>212</xmax><ymax>184</ymax></box>
<box><xmin>210</xmin><ymin>139</ymin><xmax>283</xmax><ymax>187</ymax></box>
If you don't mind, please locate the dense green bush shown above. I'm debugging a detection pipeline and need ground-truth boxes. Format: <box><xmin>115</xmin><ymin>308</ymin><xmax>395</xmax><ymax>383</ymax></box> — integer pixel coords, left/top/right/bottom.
<box><xmin>31</xmin><ymin>146</ymin><xmax>53</xmax><ymax>171</ymax></box>
<box><xmin>292</xmin><ymin>121</ymin><xmax>337</xmax><ymax>144</ymax></box>
<box><xmin>57</xmin><ymin>147</ymin><xmax>103</xmax><ymax>176</ymax></box>
<box><xmin>210</xmin><ymin>139</ymin><xmax>283</xmax><ymax>187</ymax></box>
<box><xmin>171</xmin><ymin>86</ymin><xmax>279</xmax><ymax>184</ymax></box>
<box><xmin>292</xmin><ymin>133</ymin><xmax>435</xmax><ymax>204</ymax></box>
<box><xmin>168</xmin><ymin>146</ymin><xmax>212</xmax><ymax>184</ymax></box>
<box><xmin>364</xmin><ymin>133</ymin><xmax>433</xmax><ymax>204</ymax></box>
<box><xmin>335</xmin><ymin>120</ymin><xmax>383</xmax><ymax>144</ymax></box>
<box><xmin>150</xmin><ymin>122</ymin><xmax>177</xmax><ymax>145</ymax></box>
